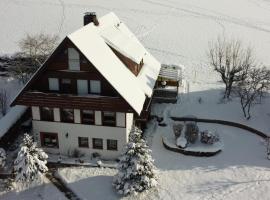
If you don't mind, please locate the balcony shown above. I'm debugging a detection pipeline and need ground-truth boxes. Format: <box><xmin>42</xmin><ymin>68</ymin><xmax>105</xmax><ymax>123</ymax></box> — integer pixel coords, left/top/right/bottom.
<box><xmin>14</xmin><ymin>91</ymin><xmax>133</xmax><ymax>112</ymax></box>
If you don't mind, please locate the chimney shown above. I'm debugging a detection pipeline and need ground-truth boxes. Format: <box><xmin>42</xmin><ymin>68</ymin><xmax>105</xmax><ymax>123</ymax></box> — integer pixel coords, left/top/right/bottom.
<box><xmin>84</xmin><ymin>12</ymin><xmax>99</xmax><ymax>26</ymax></box>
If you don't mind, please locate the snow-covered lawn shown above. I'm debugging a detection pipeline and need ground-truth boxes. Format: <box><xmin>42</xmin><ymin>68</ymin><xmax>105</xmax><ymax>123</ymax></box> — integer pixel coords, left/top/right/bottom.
<box><xmin>1</xmin><ymin>0</ymin><xmax>270</xmax><ymax>67</ymax></box>
<box><xmin>56</xmin><ymin>121</ymin><xmax>270</xmax><ymax>200</ymax></box>
<box><xmin>0</xmin><ymin>177</ymin><xmax>67</xmax><ymax>200</ymax></box>
<box><xmin>57</xmin><ymin>167</ymin><xmax>119</xmax><ymax>200</ymax></box>
<box><xmin>150</xmin><ymin>121</ymin><xmax>270</xmax><ymax>199</ymax></box>
<box><xmin>0</xmin><ymin>77</ymin><xmax>22</xmax><ymax>117</ymax></box>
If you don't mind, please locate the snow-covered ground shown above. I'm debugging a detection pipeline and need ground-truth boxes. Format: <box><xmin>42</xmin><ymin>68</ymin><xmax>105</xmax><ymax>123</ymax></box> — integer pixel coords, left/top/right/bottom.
<box><xmin>1</xmin><ymin>0</ymin><xmax>270</xmax><ymax>67</ymax></box>
<box><xmin>0</xmin><ymin>177</ymin><xmax>67</xmax><ymax>200</ymax></box>
<box><xmin>152</xmin><ymin>81</ymin><xmax>270</xmax><ymax>134</ymax></box>
<box><xmin>56</xmin><ymin>121</ymin><xmax>270</xmax><ymax>200</ymax></box>
<box><xmin>1</xmin><ymin>0</ymin><xmax>270</xmax><ymax>199</ymax></box>
<box><xmin>0</xmin><ymin>77</ymin><xmax>22</xmax><ymax>117</ymax></box>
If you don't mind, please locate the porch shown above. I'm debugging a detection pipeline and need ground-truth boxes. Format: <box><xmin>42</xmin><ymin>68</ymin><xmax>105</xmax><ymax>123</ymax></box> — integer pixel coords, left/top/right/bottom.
<box><xmin>153</xmin><ymin>64</ymin><xmax>183</xmax><ymax>103</ymax></box>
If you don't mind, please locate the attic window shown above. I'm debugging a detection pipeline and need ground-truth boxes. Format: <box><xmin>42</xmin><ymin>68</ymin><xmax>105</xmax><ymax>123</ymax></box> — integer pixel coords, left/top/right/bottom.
<box><xmin>68</xmin><ymin>48</ymin><xmax>80</xmax><ymax>70</ymax></box>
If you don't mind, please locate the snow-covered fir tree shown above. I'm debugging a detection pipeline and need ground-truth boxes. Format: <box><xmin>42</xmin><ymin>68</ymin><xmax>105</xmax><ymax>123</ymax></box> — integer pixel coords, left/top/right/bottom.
<box><xmin>0</xmin><ymin>148</ymin><xmax>6</xmax><ymax>168</ymax></box>
<box><xmin>13</xmin><ymin>133</ymin><xmax>48</xmax><ymax>188</ymax></box>
<box><xmin>113</xmin><ymin>126</ymin><xmax>157</xmax><ymax>196</ymax></box>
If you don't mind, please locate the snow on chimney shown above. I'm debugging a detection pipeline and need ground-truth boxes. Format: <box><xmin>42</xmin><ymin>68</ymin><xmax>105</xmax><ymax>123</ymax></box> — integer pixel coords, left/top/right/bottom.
<box><xmin>84</xmin><ymin>12</ymin><xmax>99</xmax><ymax>26</ymax></box>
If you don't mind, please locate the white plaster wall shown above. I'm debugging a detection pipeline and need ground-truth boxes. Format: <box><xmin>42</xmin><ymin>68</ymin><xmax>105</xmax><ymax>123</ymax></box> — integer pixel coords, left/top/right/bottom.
<box><xmin>53</xmin><ymin>108</ymin><xmax>60</xmax><ymax>122</ymax></box>
<box><xmin>126</xmin><ymin>113</ymin><xmax>134</xmax><ymax>142</ymax></box>
<box><xmin>74</xmin><ymin>109</ymin><xmax>81</xmax><ymax>123</ymax></box>
<box><xmin>116</xmin><ymin>112</ymin><xmax>125</xmax><ymax>127</ymax></box>
<box><xmin>95</xmin><ymin>111</ymin><xmax>102</xmax><ymax>125</ymax></box>
<box><xmin>33</xmin><ymin>120</ymin><xmax>128</xmax><ymax>159</ymax></box>
<box><xmin>31</xmin><ymin>106</ymin><xmax>40</xmax><ymax>120</ymax></box>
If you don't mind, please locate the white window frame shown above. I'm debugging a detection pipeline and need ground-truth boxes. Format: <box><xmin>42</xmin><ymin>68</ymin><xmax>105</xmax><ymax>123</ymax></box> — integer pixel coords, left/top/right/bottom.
<box><xmin>77</xmin><ymin>80</ymin><xmax>88</xmax><ymax>95</ymax></box>
<box><xmin>68</xmin><ymin>48</ymin><xmax>80</xmax><ymax>71</ymax></box>
<box><xmin>48</xmin><ymin>78</ymin><xmax>59</xmax><ymax>91</ymax></box>
<box><xmin>90</xmin><ymin>80</ymin><xmax>101</xmax><ymax>94</ymax></box>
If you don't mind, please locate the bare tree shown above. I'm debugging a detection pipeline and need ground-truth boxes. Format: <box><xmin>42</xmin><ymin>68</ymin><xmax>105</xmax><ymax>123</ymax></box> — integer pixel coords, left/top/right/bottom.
<box><xmin>0</xmin><ymin>89</ymin><xmax>8</xmax><ymax>116</ymax></box>
<box><xmin>9</xmin><ymin>33</ymin><xmax>58</xmax><ymax>84</ymax></box>
<box><xmin>18</xmin><ymin>33</ymin><xmax>58</xmax><ymax>67</ymax></box>
<box><xmin>208</xmin><ymin>36</ymin><xmax>254</xmax><ymax>99</ymax></box>
<box><xmin>235</xmin><ymin>66</ymin><xmax>270</xmax><ymax>119</ymax></box>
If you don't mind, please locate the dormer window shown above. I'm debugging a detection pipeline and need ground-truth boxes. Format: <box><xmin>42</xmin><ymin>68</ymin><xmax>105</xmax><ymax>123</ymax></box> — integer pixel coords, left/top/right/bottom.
<box><xmin>68</xmin><ymin>48</ymin><xmax>80</xmax><ymax>70</ymax></box>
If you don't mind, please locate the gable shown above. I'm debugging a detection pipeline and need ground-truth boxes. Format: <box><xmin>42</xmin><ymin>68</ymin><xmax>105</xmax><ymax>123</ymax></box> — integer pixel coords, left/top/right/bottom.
<box><xmin>68</xmin><ymin>25</ymin><xmax>146</xmax><ymax>114</ymax></box>
<box><xmin>11</xmin><ymin>12</ymin><xmax>161</xmax><ymax>115</ymax></box>
<box><xmin>11</xmin><ymin>37</ymin><xmax>140</xmax><ymax>114</ymax></box>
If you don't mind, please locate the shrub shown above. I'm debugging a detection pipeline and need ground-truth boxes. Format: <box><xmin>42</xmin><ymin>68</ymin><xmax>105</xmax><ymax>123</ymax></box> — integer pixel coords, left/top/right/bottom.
<box><xmin>185</xmin><ymin>122</ymin><xmax>199</xmax><ymax>143</ymax></box>
<box><xmin>173</xmin><ymin>123</ymin><xmax>184</xmax><ymax>139</ymax></box>
<box><xmin>92</xmin><ymin>152</ymin><xmax>101</xmax><ymax>159</ymax></box>
<box><xmin>68</xmin><ymin>148</ymin><xmax>83</xmax><ymax>158</ymax></box>
<box><xmin>200</xmin><ymin>130</ymin><xmax>220</xmax><ymax>144</ymax></box>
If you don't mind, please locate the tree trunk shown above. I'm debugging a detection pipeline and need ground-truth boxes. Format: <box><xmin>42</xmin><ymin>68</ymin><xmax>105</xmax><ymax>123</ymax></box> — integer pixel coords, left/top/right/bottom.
<box><xmin>247</xmin><ymin>101</ymin><xmax>252</xmax><ymax>120</ymax></box>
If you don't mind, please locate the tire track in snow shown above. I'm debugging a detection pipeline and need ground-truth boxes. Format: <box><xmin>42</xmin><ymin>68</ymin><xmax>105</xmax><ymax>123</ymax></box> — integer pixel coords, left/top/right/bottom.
<box><xmin>141</xmin><ymin>0</ymin><xmax>270</xmax><ymax>34</ymax></box>
<box><xmin>57</xmin><ymin>0</ymin><xmax>66</xmax><ymax>36</ymax></box>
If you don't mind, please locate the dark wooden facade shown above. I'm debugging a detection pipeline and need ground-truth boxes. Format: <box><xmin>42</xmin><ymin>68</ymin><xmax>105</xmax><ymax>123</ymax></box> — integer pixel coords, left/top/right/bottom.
<box><xmin>16</xmin><ymin>92</ymin><xmax>133</xmax><ymax>112</ymax></box>
<box><xmin>11</xmin><ymin>37</ymin><xmax>136</xmax><ymax>113</ymax></box>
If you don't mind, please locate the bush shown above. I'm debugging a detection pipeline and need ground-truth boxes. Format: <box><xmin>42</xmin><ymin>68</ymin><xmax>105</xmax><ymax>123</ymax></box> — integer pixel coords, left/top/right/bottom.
<box><xmin>185</xmin><ymin>122</ymin><xmax>199</xmax><ymax>143</ymax></box>
<box><xmin>92</xmin><ymin>152</ymin><xmax>101</xmax><ymax>159</ymax></box>
<box><xmin>68</xmin><ymin>148</ymin><xmax>84</xmax><ymax>158</ymax></box>
<box><xmin>173</xmin><ymin>123</ymin><xmax>184</xmax><ymax>138</ymax></box>
<box><xmin>200</xmin><ymin>130</ymin><xmax>220</xmax><ymax>144</ymax></box>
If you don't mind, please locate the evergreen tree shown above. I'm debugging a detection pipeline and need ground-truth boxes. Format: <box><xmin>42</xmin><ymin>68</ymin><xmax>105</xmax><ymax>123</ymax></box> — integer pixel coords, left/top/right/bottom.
<box><xmin>113</xmin><ymin>126</ymin><xmax>157</xmax><ymax>196</ymax></box>
<box><xmin>14</xmin><ymin>134</ymin><xmax>48</xmax><ymax>188</ymax></box>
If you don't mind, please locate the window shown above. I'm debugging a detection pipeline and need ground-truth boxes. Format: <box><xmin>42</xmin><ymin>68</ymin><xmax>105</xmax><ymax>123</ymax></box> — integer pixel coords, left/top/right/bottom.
<box><xmin>40</xmin><ymin>132</ymin><xmax>58</xmax><ymax>148</ymax></box>
<box><xmin>81</xmin><ymin>110</ymin><xmax>95</xmax><ymax>125</ymax></box>
<box><xmin>68</xmin><ymin>48</ymin><xmax>80</xmax><ymax>70</ymax></box>
<box><xmin>77</xmin><ymin>80</ymin><xmax>88</xmax><ymax>95</ymax></box>
<box><xmin>78</xmin><ymin>137</ymin><xmax>89</xmax><ymax>148</ymax></box>
<box><xmin>90</xmin><ymin>80</ymin><xmax>101</xmax><ymax>94</ymax></box>
<box><xmin>102</xmin><ymin>111</ymin><xmax>116</xmax><ymax>127</ymax></box>
<box><xmin>48</xmin><ymin>78</ymin><xmax>59</xmax><ymax>91</ymax></box>
<box><xmin>61</xmin><ymin>79</ymin><xmax>72</xmax><ymax>93</ymax></box>
<box><xmin>107</xmin><ymin>139</ymin><xmax>117</xmax><ymax>151</ymax></box>
<box><xmin>92</xmin><ymin>138</ymin><xmax>103</xmax><ymax>149</ymax></box>
<box><xmin>61</xmin><ymin>108</ymin><xmax>74</xmax><ymax>123</ymax></box>
<box><xmin>40</xmin><ymin>107</ymin><xmax>54</xmax><ymax>121</ymax></box>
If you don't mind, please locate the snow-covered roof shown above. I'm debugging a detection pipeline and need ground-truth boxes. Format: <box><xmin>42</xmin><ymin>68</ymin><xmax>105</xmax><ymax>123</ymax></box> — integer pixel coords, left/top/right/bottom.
<box><xmin>159</xmin><ymin>64</ymin><xmax>182</xmax><ymax>81</ymax></box>
<box><xmin>137</xmin><ymin>52</ymin><xmax>161</xmax><ymax>97</ymax></box>
<box><xmin>12</xmin><ymin>12</ymin><xmax>160</xmax><ymax>115</ymax></box>
<box><xmin>68</xmin><ymin>23</ymin><xmax>146</xmax><ymax>114</ymax></box>
<box><xmin>96</xmin><ymin>12</ymin><xmax>161</xmax><ymax>97</ymax></box>
<box><xmin>97</xmin><ymin>13</ymin><xmax>146</xmax><ymax>64</ymax></box>
<box><xmin>68</xmin><ymin>12</ymin><xmax>161</xmax><ymax>112</ymax></box>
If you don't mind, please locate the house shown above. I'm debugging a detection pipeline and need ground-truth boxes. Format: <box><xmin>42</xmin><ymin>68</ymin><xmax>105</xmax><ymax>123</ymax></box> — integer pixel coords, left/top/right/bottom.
<box><xmin>11</xmin><ymin>12</ymin><xmax>161</xmax><ymax>159</ymax></box>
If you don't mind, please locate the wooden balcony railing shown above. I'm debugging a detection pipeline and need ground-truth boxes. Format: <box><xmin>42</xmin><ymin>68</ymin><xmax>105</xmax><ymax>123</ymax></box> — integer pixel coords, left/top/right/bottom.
<box><xmin>14</xmin><ymin>91</ymin><xmax>133</xmax><ymax>112</ymax></box>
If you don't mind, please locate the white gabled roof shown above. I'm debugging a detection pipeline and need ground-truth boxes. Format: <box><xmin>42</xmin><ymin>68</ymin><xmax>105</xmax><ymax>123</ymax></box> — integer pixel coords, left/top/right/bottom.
<box><xmin>96</xmin><ymin>12</ymin><xmax>161</xmax><ymax>97</ymax></box>
<box><xmin>97</xmin><ymin>12</ymin><xmax>146</xmax><ymax>64</ymax></box>
<box><xmin>68</xmin><ymin>23</ymin><xmax>146</xmax><ymax>114</ymax></box>
<box><xmin>137</xmin><ymin>51</ymin><xmax>161</xmax><ymax>97</ymax></box>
